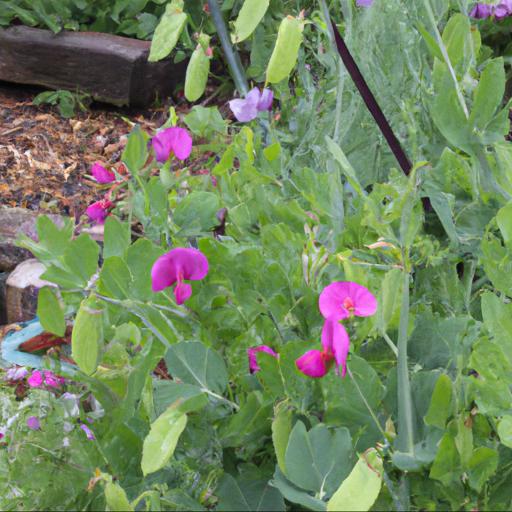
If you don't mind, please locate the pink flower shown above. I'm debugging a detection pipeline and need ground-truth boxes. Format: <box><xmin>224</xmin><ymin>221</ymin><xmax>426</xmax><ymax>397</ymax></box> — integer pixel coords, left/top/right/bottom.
<box><xmin>229</xmin><ymin>87</ymin><xmax>274</xmax><ymax>123</ymax></box>
<box><xmin>319</xmin><ymin>281</ymin><xmax>377</xmax><ymax>321</ymax></box>
<box><xmin>86</xmin><ymin>199</ymin><xmax>112</xmax><ymax>224</ymax></box>
<box><xmin>27</xmin><ymin>370</ymin><xmax>64</xmax><ymax>388</ymax></box>
<box><xmin>151</xmin><ymin>248</ymin><xmax>209</xmax><ymax>304</ymax></box>
<box><xmin>152</xmin><ymin>127</ymin><xmax>192</xmax><ymax>163</ymax></box>
<box><xmin>495</xmin><ymin>0</ymin><xmax>512</xmax><ymax>18</ymax></box>
<box><xmin>356</xmin><ymin>0</ymin><xmax>373</xmax><ymax>6</ymax></box>
<box><xmin>470</xmin><ymin>3</ymin><xmax>494</xmax><ymax>18</ymax></box>
<box><xmin>91</xmin><ymin>162</ymin><xmax>116</xmax><ymax>184</ymax></box>
<box><xmin>27</xmin><ymin>416</ymin><xmax>40</xmax><ymax>430</ymax></box>
<box><xmin>296</xmin><ymin>318</ymin><xmax>350</xmax><ymax>378</ymax></box>
<box><xmin>5</xmin><ymin>366</ymin><xmax>28</xmax><ymax>381</ymax></box>
<box><xmin>247</xmin><ymin>345</ymin><xmax>278</xmax><ymax>373</ymax></box>
<box><xmin>80</xmin><ymin>424</ymin><xmax>95</xmax><ymax>441</ymax></box>
<box><xmin>27</xmin><ymin>370</ymin><xmax>43</xmax><ymax>387</ymax></box>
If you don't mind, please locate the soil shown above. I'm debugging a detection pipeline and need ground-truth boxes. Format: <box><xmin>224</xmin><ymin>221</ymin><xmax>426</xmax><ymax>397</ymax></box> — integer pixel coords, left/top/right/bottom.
<box><xmin>0</xmin><ymin>81</ymin><xmax>183</xmax><ymax>218</ymax></box>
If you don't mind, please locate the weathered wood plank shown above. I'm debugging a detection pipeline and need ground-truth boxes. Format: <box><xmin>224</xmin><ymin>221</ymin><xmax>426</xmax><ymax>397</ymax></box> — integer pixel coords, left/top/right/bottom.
<box><xmin>0</xmin><ymin>26</ymin><xmax>184</xmax><ymax>106</ymax></box>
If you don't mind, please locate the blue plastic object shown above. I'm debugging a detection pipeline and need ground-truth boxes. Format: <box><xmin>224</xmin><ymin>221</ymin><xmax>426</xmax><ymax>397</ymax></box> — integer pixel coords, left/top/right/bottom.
<box><xmin>1</xmin><ymin>318</ymin><xmax>76</xmax><ymax>374</ymax></box>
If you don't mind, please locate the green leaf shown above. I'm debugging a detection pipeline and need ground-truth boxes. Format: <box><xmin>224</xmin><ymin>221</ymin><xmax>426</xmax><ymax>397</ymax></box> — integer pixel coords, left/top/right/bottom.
<box><xmin>148</xmin><ymin>0</ymin><xmax>187</xmax><ymax>62</ymax></box>
<box><xmin>468</xmin><ymin>447</ymin><xmax>498</xmax><ymax>492</ymax></box>
<box><xmin>103</xmin><ymin>216</ymin><xmax>131</xmax><ymax>259</ymax></box>
<box><xmin>272</xmin><ymin>402</ymin><xmax>292</xmax><ymax>473</ymax></box>
<box><xmin>104</xmin><ymin>482</ymin><xmax>133</xmax><ymax>512</ymax></box>
<box><xmin>184</xmin><ymin>106</ymin><xmax>227</xmax><ymax>138</ymax></box>
<box><xmin>221</xmin><ymin>391</ymin><xmax>272</xmax><ymax>447</ymax></box>
<box><xmin>122</xmin><ymin>125</ymin><xmax>149</xmax><ymax>176</ymax></box>
<box><xmin>62</xmin><ymin>233</ymin><xmax>100</xmax><ymax>287</ymax></box>
<box><xmin>284</xmin><ymin>422</ymin><xmax>353</xmax><ymax>495</ymax></box>
<box><xmin>153</xmin><ymin>381</ymin><xmax>207</xmax><ymax>416</ymax></box>
<box><xmin>497</xmin><ymin>415</ymin><xmax>512</xmax><ymax>449</ymax></box>
<box><xmin>216</xmin><ymin>474</ymin><xmax>285</xmax><ymax>512</ymax></box>
<box><xmin>270</xmin><ymin>468</ymin><xmax>326</xmax><ymax>511</ymax></box>
<box><xmin>326</xmin><ymin>448</ymin><xmax>383</xmax><ymax>512</ymax></box>
<box><xmin>266</xmin><ymin>16</ymin><xmax>303</xmax><ymax>84</ymax></box>
<box><xmin>164</xmin><ymin>341</ymin><xmax>228</xmax><ymax>394</ymax></box>
<box><xmin>71</xmin><ymin>298</ymin><xmax>104</xmax><ymax>375</ymax></box>
<box><xmin>37</xmin><ymin>287</ymin><xmax>65</xmax><ymax>337</ymax></box>
<box><xmin>126</xmin><ymin>238</ymin><xmax>164</xmax><ymax>301</ymax></box>
<box><xmin>469</xmin><ymin>58</ymin><xmax>505</xmax><ymax>133</ymax></box>
<box><xmin>429</xmin><ymin>433</ymin><xmax>460</xmax><ymax>486</ymax></box>
<box><xmin>231</xmin><ymin>0</ymin><xmax>269</xmax><ymax>43</ymax></box>
<box><xmin>184</xmin><ymin>34</ymin><xmax>211</xmax><ymax>102</ymax></box>
<box><xmin>174</xmin><ymin>191</ymin><xmax>220</xmax><ymax>232</ymax></box>
<box><xmin>141</xmin><ymin>403</ymin><xmax>187</xmax><ymax>475</ymax></box>
<box><xmin>424</xmin><ymin>374</ymin><xmax>453</xmax><ymax>429</ymax></box>
<box><xmin>97</xmin><ymin>256</ymin><xmax>133</xmax><ymax>299</ymax></box>
<box><xmin>376</xmin><ymin>268</ymin><xmax>402</xmax><ymax>333</ymax></box>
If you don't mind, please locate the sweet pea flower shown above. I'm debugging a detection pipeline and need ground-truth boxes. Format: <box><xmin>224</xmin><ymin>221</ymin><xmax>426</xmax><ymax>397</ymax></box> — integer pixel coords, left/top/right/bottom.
<box><xmin>27</xmin><ymin>416</ymin><xmax>40</xmax><ymax>430</ymax></box>
<box><xmin>247</xmin><ymin>345</ymin><xmax>278</xmax><ymax>373</ymax></box>
<box><xmin>229</xmin><ymin>87</ymin><xmax>274</xmax><ymax>123</ymax></box>
<box><xmin>356</xmin><ymin>0</ymin><xmax>374</xmax><ymax>6</ymax></box>
<box><xmin>5</xmin><ymin>366</ymin><xmax>28</xmax><ymax>381</ymax></box>
<box><xmin>79</xmin><ymin>424</ymin><xmax>95</xmax><ymax>441</ymax></box>
<box><xmin>495</xmin><ymin>0</ymin><xmax>512</xmax><ymax>18</ymax></box>
<box><xmin>151</xmin><ymin>248</ymin><xmax>209</xmax><ymax>304</ymax></box>
<box><xmin>319</xmin><ymin>281</ymin><xmax>377</xmax><ymax>321</ymax></box>
<box><xmin>27</xmin><ymin>370</ymin><xmax>43</xmax><ymax>388</ymax></box>
<box><xmin>152</xmin><ymin>127</ymin><xmax>192</xmax><ymax>163</ymax></box>
<box><xmin>91</xmin><ymin>162</ymin><xmax>116</xmax><ymax>184</ymax></box>
<box><xmin>86</xmin><ymin>199</ymin><xmax>112</xmax><ymax>224</ymax></box>
<box><xmin>296</xmin><ymin>318</ymin><xmax>350</xmax><ymax>378</ymax></box>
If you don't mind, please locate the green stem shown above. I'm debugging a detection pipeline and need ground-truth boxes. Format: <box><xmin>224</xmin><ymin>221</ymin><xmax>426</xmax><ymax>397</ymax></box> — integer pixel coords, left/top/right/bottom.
<box><xmin>382</xmin><ymin>332</ymin><xmax>399</xmax><ymax>357</ymax></box>
<box><xmin>462</xmin><ymin>258</ymin><xmax>476</xmax><ymax>313</ymax></box>
<box><xmin>347</xmin><ymin>367</ymin><xmax>387</xmax><ymax>440</ymax></box>
<box><xmin>207</xmin><ymin>0</ymin><xmax>249</xmax><ymax>96</ymax></box>
<box><xmin>396</xmin><ymin>266</ymin><xmax>415</xmax><ymax>453</ymax></box>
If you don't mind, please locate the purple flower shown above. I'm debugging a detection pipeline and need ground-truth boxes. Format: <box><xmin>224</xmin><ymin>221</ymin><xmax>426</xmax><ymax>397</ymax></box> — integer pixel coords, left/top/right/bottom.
<box><xmin>27</xmin><ymin>370</ymin><xmax>64</xmax><ymax>388</ymax></box>
<box><xmin>79</xmin><ymin>423</ymin><xmax>95</xmax><ymax>441</ymax></box>
<box><xmin>229</xmin><ymin>87</ymin><xmax>274</xmax><ymax>123</ymax></box>
<box><xmin>86</xmin><ymin>199</ymin><xmax>112</xmax><ymax>225</ymax></box>
<box><xmin>296</xmin><ymin>318</ymin><xmax>350</xmax><ymax>378</ymax></box>
<box><xmin>470</xmin><ymin>3</ymin><xmax>495</xmax><ymax>18</ymax></box>
<box><xmin>91</xmin><ymin>162</ymin><xmax>116</xmax><ymax>184</ymax></box>
<box><xmin>495</xmin><ymin>0</ymin><xmax>512</xmax><ymax>18</ymax></box>
<box><xmin>151</xmin><ymin>248</ymin><xmax>209</xmax><ymax>304</ymax></box>
<box><xmin>319</xmin><ymin>281</ymin><xmax>377</xmax><ymax>321</ymax></box>
<box><xmin>27</xmin><ymin>416</ymin><xmax>40</xmax><ymax>430</ymax></box>
<box><xmin>5</xmin><ymin>366</ymin><xmax>28</xmax><ymax>381</ymax></box>
<box><xmin>356</xmin><ymin>0</ymin><xmax>374</xmax><ymax>6</ymax></box>
<box><xmin>152</xmin><ymin>127</ymin><xmax>192</xmax><ymax>163</ymax></box>
<box><xmin>247</xmin><ymin>345</ymin><xmax>278</xmax><ymax>373</ymax></box>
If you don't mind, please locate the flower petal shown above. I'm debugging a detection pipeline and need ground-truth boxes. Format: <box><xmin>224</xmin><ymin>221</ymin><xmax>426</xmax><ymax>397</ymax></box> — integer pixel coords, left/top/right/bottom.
<box><xmin>27</xmin><ymin>416</ymin><xmax>40</xmax><ymax>430</ymax></box>
<box><xmin>80</xmin><ymin>424</ymin><xmax>95</xmax><ymax>441</ymax></box>
<box><xmin>229</xmin><ymin>98</ymin><xmax>259</xmax><ymax>122</ymax></box>
<box><xmin>91</xmin><ymin>162</ymin><xmax>116</xmax><ymax>184</ymax></box>
<box><xmin>170</xmin><ymin>127</ymin><xmax>193</xmax><ymax>160</ymax></box>
<box><xmin>321</xmin><ymin>319</ymin><xmax>350</xmax><ymax>377</ymax></box>
<box><xmin>319</xmin><ymin>281</ymin><xmax>377</xmax><ymax>320</ymax></box>
<box><xmin>174</xmin><ymin>281</ymin><xmax>192</xmax><ymax>305</ymax></box>
<box><xmin>247</xmin><ymin>345</ymin><xmax>278</xmax><ymax>373</ymax></box>
<box><xmin>27</xmin><ymin>370</ymin><xmax>43</xmax><ymax>388</ymax></box>
<box><xmin>296</xmin><ymin>349</ymin><xmax>329</xmax><ymax>378</ymax></box>
<box><xmin>151</xmin><ymin>248</ymin><xmax>209</xmax><ymax>293</ymax></box>
<box><xmin>257</xmin><ymin>88</ymin><xmax>273</xmax><ymax>111</ymax></box>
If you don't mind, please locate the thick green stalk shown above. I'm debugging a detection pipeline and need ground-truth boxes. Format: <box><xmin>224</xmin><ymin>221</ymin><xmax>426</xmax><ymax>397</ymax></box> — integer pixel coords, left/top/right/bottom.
<box><xmin>207</xmin><ymin>0</ymin><xmax>249</xmax><ymax>96</ymax></box>
<box><xmin>396</xmin><ymin>265</ymin><xmax>415</xmax><ymax>453</ymax></box>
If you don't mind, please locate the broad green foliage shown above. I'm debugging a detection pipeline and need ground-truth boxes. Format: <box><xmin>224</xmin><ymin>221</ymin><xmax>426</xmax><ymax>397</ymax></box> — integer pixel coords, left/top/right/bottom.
<box><xmin>4</xmin><ymin>2</ymin><xmax>512</xmax><ymax>511</ymax></box>
<box><xmin>184</xmin><ymin>34</ymin><xmax>211</xmax><ymax>102</ymax></box>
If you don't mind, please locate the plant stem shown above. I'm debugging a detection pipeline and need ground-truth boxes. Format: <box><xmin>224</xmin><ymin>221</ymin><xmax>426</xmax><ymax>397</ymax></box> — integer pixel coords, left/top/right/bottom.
<box><xmin>396</xmin><ymin>266</ymin><xmax>415</xmax><ymax>453</ymax></box>
<box><xmin>207</xmin><ymin>0</ymin><xmax>249</xmax><ymax>96</ymax></box>
<box><xmin>382</xmin><ymin>332</ymin><xmax>399</xmax><ymax>357</ymax></box>
<box><xmin>346</xmin><ymin>367</ymin><xmax>387</xmax><ymax>440</ymax></box>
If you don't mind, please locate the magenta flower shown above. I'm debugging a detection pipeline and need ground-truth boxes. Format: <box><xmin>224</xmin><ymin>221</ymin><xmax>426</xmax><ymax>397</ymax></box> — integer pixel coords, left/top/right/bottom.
<box><xmin>91</xmin><ymin>162</ymin><xmax>116</xmax><ymax>184</ymax></box>
<box><xmin>152</xmin><ymin>127</ymin><xmax>192</xmax><ymax>163</ymax></box>
<box><xmin>5</xmin><ymin>366</ymin><xmax>28</xmax><ymax>381</ymax></box>
<box><xmin>356</xmin><ymin>0</ymin><xmax>374</xmax><ymax>6</ymax></box>
<box><xmin>229</xmin><ymin>87</ymin><xmax>274</xmax><ymax>123</ymax></box>
<box><xmin>247</xmin><ymin>345</ymin><xmax>278</xmax><ymax>373</ymax></box>
<box><xmin>27</xmin><ymin>370</ymin><xmax>64</xmax><ymax>388</ymax></box>
<box><xmin>319</xmin><ymin>281</ymin><xmax>377</xmax><ymax>321</ymax></box>
<box><xmin>79</xmin><ymin>424</ymin><xmax>95</xmax><ymax>441</ymax></box>
<box><xmin>27</xmin><ymin>416</ymin><xmax>40</xmax><ymax>430</ymax></box>
<box><xmin>151</xmin><ymin>248</ymin><xmax>209</xmax><ymax>304</ymax></box>
<box><xmin>296</xmin><ymin>318</ymin><xmax>350</xmax><ymax>378</ymax></box>
<box><xmin>27</xmin><ymin>370</ymin><xmax>43</xmax><ymax>387</ymax></box>
<box><xmin>86</xmin><ymin>199</ymin><xmax>112</xmax><ymax>225</ymax></box>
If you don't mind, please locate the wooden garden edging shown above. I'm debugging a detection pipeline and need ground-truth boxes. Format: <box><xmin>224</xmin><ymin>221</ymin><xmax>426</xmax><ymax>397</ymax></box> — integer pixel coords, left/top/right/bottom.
<box><xmin>0</xmin><ymin>26</ymin><xmax>184</xmax><ymax>107</ymax></box>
